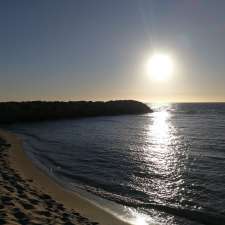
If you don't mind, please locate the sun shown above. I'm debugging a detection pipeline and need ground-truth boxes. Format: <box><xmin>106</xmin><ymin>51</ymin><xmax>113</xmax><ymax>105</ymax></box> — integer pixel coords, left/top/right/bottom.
<box><xmin>147</xmin><ymin>53</ymin><xmax>174</xmax><ymax>81</ymax></box>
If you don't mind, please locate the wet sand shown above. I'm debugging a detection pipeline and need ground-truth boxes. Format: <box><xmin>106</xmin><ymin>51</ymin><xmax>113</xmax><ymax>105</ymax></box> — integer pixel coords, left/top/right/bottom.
<box><xmin>0</xmin><ymin>129</ymin><xmax>131</xmax><ymax>225</ymax></box>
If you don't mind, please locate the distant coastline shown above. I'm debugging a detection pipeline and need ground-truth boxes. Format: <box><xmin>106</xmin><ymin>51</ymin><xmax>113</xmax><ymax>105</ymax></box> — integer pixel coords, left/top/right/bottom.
<box><xmin>0</xmin><ymin>100</ymin><xmax>152</xmax><ymax>124</ymax></box>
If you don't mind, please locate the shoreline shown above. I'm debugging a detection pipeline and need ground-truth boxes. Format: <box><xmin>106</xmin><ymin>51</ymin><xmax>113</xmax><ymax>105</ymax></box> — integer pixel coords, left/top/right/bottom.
<box><xmin>0</xmin><ymin>129</ymin><xmax>131</xmax><ymax>225</ymax></box>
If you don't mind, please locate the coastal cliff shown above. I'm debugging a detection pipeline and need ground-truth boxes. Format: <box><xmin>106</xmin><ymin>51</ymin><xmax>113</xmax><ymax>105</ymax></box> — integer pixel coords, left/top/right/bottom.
<box><xmin>0</xmin><ymin>100</ymin><xmax>152</xmax><ymax>123</ymax></box>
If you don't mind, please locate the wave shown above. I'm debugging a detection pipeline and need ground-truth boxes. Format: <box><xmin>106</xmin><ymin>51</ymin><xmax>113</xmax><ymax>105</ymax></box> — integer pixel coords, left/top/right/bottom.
<box><xmin>126</xmin><ymin>201</ymin><xmax>225</xmax><ymax>225</ymax></box>
<box><xmin>55</xmin><ymin>169</ymin><xmax>225</xmax><ymax>225</ymax></box>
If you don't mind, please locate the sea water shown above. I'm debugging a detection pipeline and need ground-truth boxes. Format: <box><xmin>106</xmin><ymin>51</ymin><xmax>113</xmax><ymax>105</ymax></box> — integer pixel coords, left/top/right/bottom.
<box><xmin>7</xmin><ymin>103</ymin><xmax>225</xmax><ymax>225</ymax></box>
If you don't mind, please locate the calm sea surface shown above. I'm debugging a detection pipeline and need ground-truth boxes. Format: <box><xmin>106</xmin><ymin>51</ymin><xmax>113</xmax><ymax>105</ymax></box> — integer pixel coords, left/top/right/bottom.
<box><xmin>7</xmin><ymin>103</ymin><xmax>225</xmax><ymax>225</ymax></box>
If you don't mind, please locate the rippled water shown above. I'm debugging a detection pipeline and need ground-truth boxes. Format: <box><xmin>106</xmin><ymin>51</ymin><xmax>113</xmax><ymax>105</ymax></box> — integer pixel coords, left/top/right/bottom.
<box><xmin>7</xmin><ymin>103</ymin><xmax>225</xmax><ymax>225</ymax></box>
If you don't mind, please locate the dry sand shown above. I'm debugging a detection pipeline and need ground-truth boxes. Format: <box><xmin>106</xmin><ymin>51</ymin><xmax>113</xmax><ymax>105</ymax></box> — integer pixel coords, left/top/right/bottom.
<box><xmin>0</xmin><ymin>129</ymin><xmax>131</xmax><ymax>225</ymax></box>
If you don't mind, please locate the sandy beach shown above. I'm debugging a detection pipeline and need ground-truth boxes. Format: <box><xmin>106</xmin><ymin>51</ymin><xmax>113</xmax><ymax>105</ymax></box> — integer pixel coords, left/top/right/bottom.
<box><xmin>0</xmin><ymin>129</ymin><xmax>131</xmax><ymax>225</ymax></box>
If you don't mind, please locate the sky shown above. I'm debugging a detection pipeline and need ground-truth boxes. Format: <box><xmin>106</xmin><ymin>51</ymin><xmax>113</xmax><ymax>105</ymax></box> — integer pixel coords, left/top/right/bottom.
<box><xmin>1</xmin><ymin>0</ymin><xmax>225</xmax><ymax>102</ymax></box>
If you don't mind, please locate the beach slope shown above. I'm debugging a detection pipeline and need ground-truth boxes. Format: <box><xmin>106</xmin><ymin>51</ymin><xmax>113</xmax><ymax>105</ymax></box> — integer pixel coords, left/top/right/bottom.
<box><xmin>0</xmin><ymin>129</ymin><xmax>131</xmax><ymax>225</ymax></box>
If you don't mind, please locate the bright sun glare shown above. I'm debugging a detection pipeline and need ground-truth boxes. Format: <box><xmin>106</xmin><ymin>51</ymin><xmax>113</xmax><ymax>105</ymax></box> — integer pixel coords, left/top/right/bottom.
<box><xmin>147</xmin><ymin>53</ymin><xmax>174</xmax><ymax>81</ymax></box>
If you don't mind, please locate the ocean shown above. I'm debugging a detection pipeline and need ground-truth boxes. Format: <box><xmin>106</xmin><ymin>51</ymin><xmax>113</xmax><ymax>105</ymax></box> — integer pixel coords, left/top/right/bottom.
<box><xmin>7</xmin><ymin>103</ymin><xmax>225</xmax><ymax>225</ymax></box>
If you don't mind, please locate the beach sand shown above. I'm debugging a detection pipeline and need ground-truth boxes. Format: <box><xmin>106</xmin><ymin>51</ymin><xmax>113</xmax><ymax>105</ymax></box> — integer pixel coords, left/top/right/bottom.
<box><xmin>0</xmin><ymin>129</ymin><xmax>131</xmax><ymax>225</ymax></box>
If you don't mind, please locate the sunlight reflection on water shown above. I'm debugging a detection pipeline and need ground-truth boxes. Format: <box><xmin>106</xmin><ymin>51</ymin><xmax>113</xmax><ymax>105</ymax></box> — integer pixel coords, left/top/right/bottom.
<box><xmin>126</xmin><ymin>207</ymin><xmax>156</xmax><ymax>225</ymax></box>
<box><xmin>149</xmin><ymin>105</ymin><xmax>183</xmax><ymax>197</ymax></box>
<box><xmin>151</xmin><ymin>110</ymin><xmax>170</xmax><ymax>143</ymax></box>
<box><xmin>138</xmin><ymin>104</ymin><xmax>185</xmax><ymax>224</ymax></box>
<box><xmin>125</xmin><ymin>105</ymin><xmax>182</xmax><ymax>225</ymax></box>
<box><xmin>133</xmin><ymin>215</ymin><xmax>149</xmax><ymax>225</ymax></box>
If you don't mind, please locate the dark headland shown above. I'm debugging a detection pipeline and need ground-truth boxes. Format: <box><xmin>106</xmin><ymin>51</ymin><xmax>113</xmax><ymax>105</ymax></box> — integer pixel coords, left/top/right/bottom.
<box><xmin>0</xmin><ymin>100</ymin><xmax>152</xmax><ymax>123</ymax></box>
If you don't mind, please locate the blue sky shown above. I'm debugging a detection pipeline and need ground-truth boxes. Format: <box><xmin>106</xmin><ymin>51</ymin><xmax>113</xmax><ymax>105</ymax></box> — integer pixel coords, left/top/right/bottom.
<box><xmin>1</xmin><ymin>0</ymin><xmax>225</xmax><ymax>102</ymax></box>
